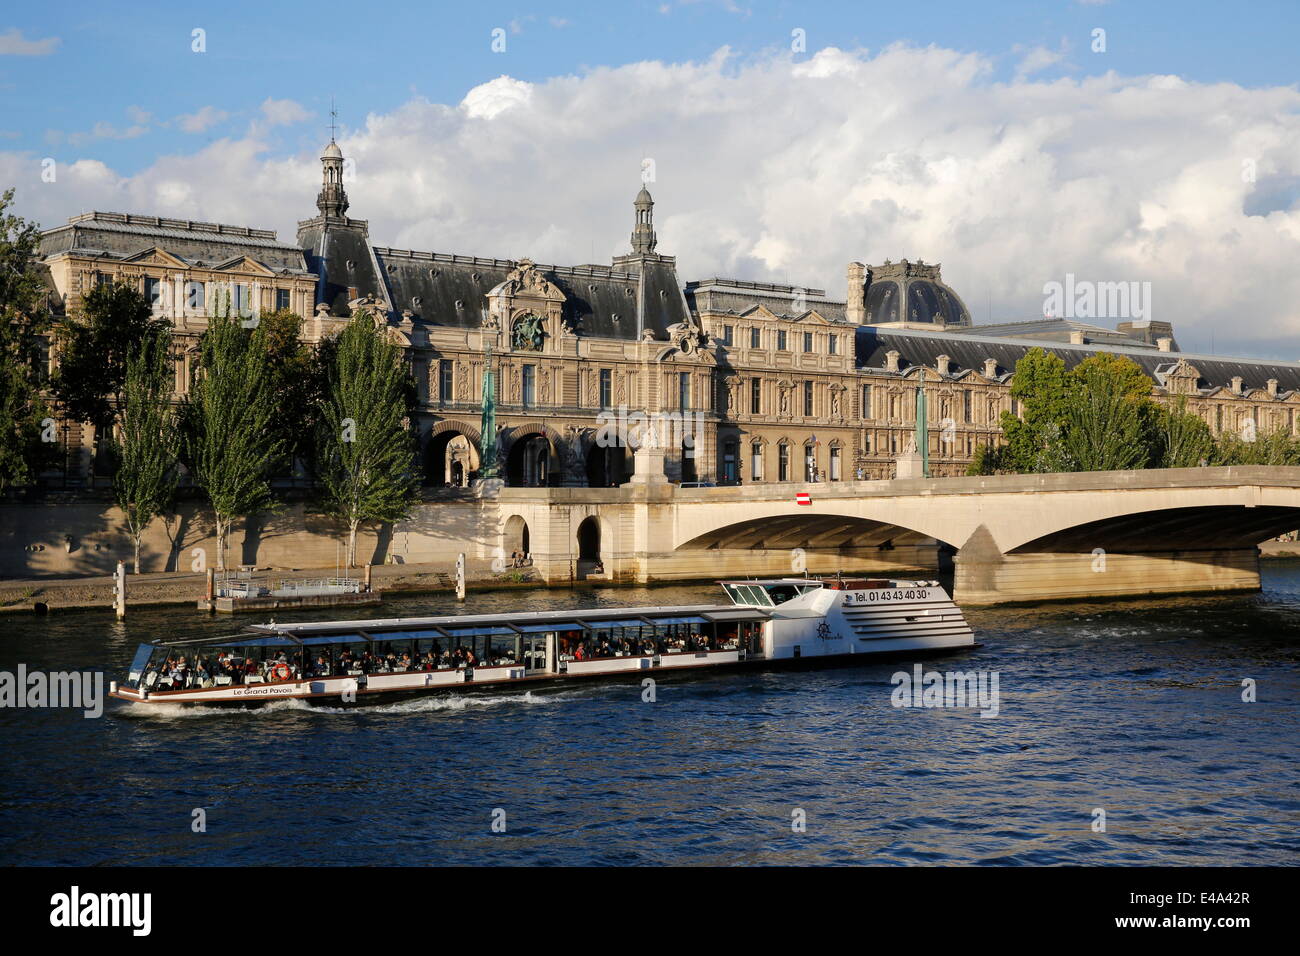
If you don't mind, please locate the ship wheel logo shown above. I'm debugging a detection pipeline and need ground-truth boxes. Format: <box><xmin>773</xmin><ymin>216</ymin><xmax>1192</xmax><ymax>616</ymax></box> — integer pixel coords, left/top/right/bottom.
<box><xmin>816</xmin><ymin>622</ymin><xmax>833</xmax><ymax>641</ymax></box>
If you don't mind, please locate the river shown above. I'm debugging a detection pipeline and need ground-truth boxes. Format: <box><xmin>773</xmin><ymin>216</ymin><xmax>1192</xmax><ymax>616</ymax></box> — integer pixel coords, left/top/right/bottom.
<box><xmin>1</xmin><ymin>566</ymin><xmax>1297</xmax><ymax>865</ymax></box>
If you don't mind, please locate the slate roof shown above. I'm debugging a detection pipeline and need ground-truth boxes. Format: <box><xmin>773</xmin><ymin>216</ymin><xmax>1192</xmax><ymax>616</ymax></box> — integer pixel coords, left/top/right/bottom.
<box><xmin>40</xmin><ymin>211</ymin><xmax>311</xmax><ymax>274</ymax></box>
<box><xmin>952</xmin><ymin>317</ymin><xmax>1168</xmax><ymax>350</ymax></box>
<box><xmin>854</xmin><ymin>326</ymin><xmax>1300</xmax><ymax>392</ymax></box>
<box><xmin>685</xmin><ymin>278</ymin><xmax>850</xmax><ymax>323</ymax></box>
<box><xmin>370</xmin><ymin>247</ymin><xmax>689</xmax><ymax>339</ymax></box>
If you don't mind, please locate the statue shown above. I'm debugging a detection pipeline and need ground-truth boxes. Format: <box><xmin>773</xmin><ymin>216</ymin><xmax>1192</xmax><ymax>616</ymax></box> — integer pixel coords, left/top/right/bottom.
<box><xmin>511</xmin><ymin>313</ymin><xmax>545</xmax><ymax>351</ymax></box>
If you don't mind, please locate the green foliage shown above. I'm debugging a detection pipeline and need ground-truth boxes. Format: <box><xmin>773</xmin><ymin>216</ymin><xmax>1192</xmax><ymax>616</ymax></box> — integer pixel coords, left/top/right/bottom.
<box><xmin>999</xmin><ymin>348</ymin><xmax>1073</xmax><ymax>472</ymax></box>
<box><xmin>1150</xmin><ymin>396</ymin><xmax>1215</xmax><ymax>468</ymax></box>
<box><xmin>1213</xmin><ymin>426</ymin><xmax>1300</xmax><ymax>465</ymax></box>
<box><xmin>965</xmin><ymin>443</ymin><xmax>1006</xmax><ymax>476</ymax></box>
<box><xmin>184</xmin><ymin>308</ymin><xmax>285</xmax><ymax>570</ymax></box>
<box><xmin>0</xmin><ymin>188</ymin><xmax>55</xmax><ymax>494</ymax></box>
<box><xmin>258</xmin><ymin>308</ymin><xmax>321</xmax><ymax>476</ymax></box>
<box><xmin>49</xmin><ymin>280</ymin><xmax>165</xmax><ymax>428</ymax></box>
<box><xmin>1061</xmin><ymin>353</ymin><xmax>1153</xmax><ymax>471</ymax></box>
<box><xmin>314</xmin><ymin>312</ymin><xmax>419</xmax><ymax>566</ymax></box>
<box><xmin>112</xmin><ymin>327</ymin><xmax>179</xmax><ymax>572</ymax></box>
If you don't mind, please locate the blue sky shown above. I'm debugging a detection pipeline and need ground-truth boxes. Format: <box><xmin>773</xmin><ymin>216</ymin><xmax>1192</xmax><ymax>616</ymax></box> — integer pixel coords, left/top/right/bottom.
<box><xmin>3</xmin><ymin>1</ymin><xmax>1300</xmax><ymax>356</ymax></box>
<box><xmin>5</xmin><ymin>0</ymin><xmax>1298</xmax><ymax>174</ymax></box>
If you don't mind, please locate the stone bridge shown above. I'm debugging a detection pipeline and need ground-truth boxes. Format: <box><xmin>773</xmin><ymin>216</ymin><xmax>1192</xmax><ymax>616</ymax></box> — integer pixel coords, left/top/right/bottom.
<box><xmin>491</xmin><ymin>466</ymin><xmax>1300</xmax><ymax>604</ymax></box>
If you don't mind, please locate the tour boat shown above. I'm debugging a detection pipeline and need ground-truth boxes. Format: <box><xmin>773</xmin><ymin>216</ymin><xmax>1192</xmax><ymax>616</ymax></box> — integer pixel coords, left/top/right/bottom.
<box><xmin>108</xmin><ymin>577</ymin><xmax>977</xmax><ymax>707</ymax></box>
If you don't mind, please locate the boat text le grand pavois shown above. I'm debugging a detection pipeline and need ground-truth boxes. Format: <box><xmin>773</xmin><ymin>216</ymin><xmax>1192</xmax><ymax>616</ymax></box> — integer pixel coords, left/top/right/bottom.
<box><xmin>109</xmin><ymin>577</ymin><xmax>978</xmax><ymax>708</ymax></box>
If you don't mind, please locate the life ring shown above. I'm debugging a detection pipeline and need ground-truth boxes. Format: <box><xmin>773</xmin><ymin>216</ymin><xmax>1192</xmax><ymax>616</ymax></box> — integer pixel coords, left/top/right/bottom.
<box><xmin>270</xmin><ymin>662</ymin><xmax>292</xmax><ymax>682</ymax></box>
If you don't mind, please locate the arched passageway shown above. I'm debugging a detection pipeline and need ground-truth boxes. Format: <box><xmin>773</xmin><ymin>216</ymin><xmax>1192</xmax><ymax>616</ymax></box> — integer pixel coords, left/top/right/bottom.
<box><xmin>585</xmin><ymin>444</ymin><xmax>630</xmax><ymax>487</ymax></box>
<box><xmin>507</xmin><ymin>433</ymin><xmax>553</xmax><ymax>487</ymax></box>
<box><xmin>426</xmin><ymin>429</ymin><xmax>478</xmax><ymax>487</ymax></box>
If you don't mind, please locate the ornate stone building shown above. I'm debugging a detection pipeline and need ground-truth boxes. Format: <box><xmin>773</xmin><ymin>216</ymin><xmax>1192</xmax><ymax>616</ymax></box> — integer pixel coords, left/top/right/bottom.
<box><xmin>32</xmin><ymin>137</ymin><xmax>1300</xmax><ymax>489</ymax></box>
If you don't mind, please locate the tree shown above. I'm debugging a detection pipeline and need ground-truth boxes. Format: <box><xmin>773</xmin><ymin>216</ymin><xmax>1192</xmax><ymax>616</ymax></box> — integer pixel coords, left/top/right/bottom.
<box><xmin>1151</xmin><ymin>396</ymin><xmax>1215</xmax><ymax>468</ymax></box>
<box><xmin>49</xmin><ymin>280</ymin><xmax>165</xmax><ymax>432</ymax></box>
<box><xmin>315</xmin><ymin>311</ymin><xmax>419</xmax><ymax>567</ymax></box>
<box><xmin>1061</xmin><ymin>353</ymin><xmax>1154</xmax><ymax>472</ymax></box>
<box><xmin>999</xmin><ymin>347</ymin><xmax>1073</xmax><ymax>472</ymax></box>
<box><xmin>258</xmin><ymin>308</ymin><xmax>321</xmax><ymax>479</ymax></box>
<box><xmin>184</xmin><ymin>305</ymin><xmax>284</xmax><ymax>571</ymax></box>
<box><xmin>0</xmin><ymin>188</ymin><xmax>55</xmax><ymax>495</ymax></box>
<box><xmin>965</xmin><ymin>442</ymin><xmax>1006</xmax><ymax>476</ymax></box>
<box><xmin>112</xmin><ymin>327</ymin><xmax>180</xmax><ymax>573</ymax></box>
<box><xmin>1214</xmin><ymin>425</ymin><xmax>1300</xmax><ymax>465</ymax></box>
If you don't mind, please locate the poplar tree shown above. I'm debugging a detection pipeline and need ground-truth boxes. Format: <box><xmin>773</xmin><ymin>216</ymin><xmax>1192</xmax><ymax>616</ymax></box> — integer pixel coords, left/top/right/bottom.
<box><xmin>0</xmin><ymin>189</ymin><xmax>54</xmax><ymax>495</ymax></box>
<box><xmin>113</xmin><ymin>328</ymin><xmax>179</xmax><ymax>572</ymax></box>
<box><xmin>185</xmin><ymin>298</ymin><xmax>284</xmax><ymax>571</ymax></box>
<box><xmin>315</xmin><ymin>311</ymin><xmax>418</xmax><ymax>567</ymax></box>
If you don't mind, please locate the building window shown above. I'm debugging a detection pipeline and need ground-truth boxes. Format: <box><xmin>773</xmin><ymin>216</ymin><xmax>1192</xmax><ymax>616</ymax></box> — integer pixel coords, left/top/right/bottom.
<box><xmin>777</xmin><ymin>330</ymin><xmax>788</xmax><ymax>351</ymax></box>
<box><xmin>778</xmin><ymin>443</ymin><xmax>790</xmax><ymax>482</ymax></box>
<box><xmin>721</xmin><ymin>325</ymin><xmax>733</xmax><ymax>346</ymax></box>
<box><xmin>829</xmin><ymin>335</ymin><xmax>838</xmax><ymax>355</ymax></box>
<box><xmin>963</xmin><ymin>390</ymin><xmax>972</xmax><ymax>423</ymax></box>
<box><xmin>804</xmin><ymin>444</ymin><xmax>817</xmax><ymax>481</ymax></box>
<box><xmin>750</xmin><ymin>327</ymin><xmax>761</xmax><ymax>349</ymax></box>
<box><xmin>1010</xmin><ymin>398</ymin><xmax>1019</xmax><ymax>418</ymax></box>
<box><xmin>1215</xmin><ymin>405</ymin><xmax>1223</xmax><ymax>432</ymax></box>
<box><xmin>439</xmin><ymin>360</ymin><xmax>453</xmax><ymax>404</ymax></box>
<box><xmin>889</xmin><ymin>394</ymin><xmax>897</xmax><ymax>419</ymax></box>
<box><xmin>144</xmin><ymin>277</ymin><xmax>162</xmax><ymax>309</ymax></box>
<box><xmin>184</xmin><ymin>280</ymin><xmax>205</xmax><ymax>312</ymax></box>
<box><xmin>830</xmin><ymin>446</ymin><xmax>841</xmax><ymax>481</ymax></box>
<box><xmin>803</xmin><ymin>332</ymin><xmax>813</xmax><ymax>353</ymax></box>
<box><xmin>751</xmin><ymin>441</ymin><xmax>763</xmax><ymax>481</ymax></box>
<box><xmin>275</xmin><ymin>288</ymin><xmax>291</xmax><ymax>312</ymax></box>
<box><xmin>599</xmin><ymin>369</ymin><xmax>612</xmax><ymax>410</ymax></box>
<box><xmin>232</xmin><ymin>283</ymin><xmax>253</xmax><ymax>316</ymax></box>
<box><xmin>94</xmin><ymin>271</ymin><xmax>111</xmax><ymax>288</ymax></box>
<box><xmin>722</xmin><ymin>441</ymin><xmax>737</xmax><ymax>483</ymax></box>
<box><xmin>861</xmin><ymin>384</ymin><xmax>871</xmax><ymax>418</ymax></box>
<box><xmin>679</xmin><ymin>372</ymin><xmax>690</xmax><ymax>411</ymax></box>
<box><xmin>522</xmin><ymin>364</ymin><xmax>536</xmax><ymax>408</ymax></box>
<box><xmin>750</xmin><ymin>378</ymin><xmax>761</xmax><ymax>415</ymax></box>
<box><xmin>803</xmin><ymin>381</ymin><xmax>813</xmax><ymax>417</ymax></box>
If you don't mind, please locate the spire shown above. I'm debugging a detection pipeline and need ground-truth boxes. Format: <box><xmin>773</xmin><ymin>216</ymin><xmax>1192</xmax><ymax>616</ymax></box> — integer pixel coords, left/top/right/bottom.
<box><xmin>630</xmin><ymin>183</ymin><xmax>657</xmax><ymax>255</ymax></box>
<box><xmin>316</xmin><ymin>106</ymin><xmax>349</xmax><ymax>219</ymax></box>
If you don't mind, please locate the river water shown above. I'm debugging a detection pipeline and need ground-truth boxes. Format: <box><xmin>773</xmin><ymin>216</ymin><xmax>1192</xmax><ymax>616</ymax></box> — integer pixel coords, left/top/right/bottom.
<box><xmin>2</xmin><ymin>566</ymin><xmax>1297</xmax><ymax>866</ymax></box>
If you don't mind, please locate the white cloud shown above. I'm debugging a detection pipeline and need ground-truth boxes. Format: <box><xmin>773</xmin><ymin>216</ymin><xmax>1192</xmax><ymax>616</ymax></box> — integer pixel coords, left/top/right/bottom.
<box><xmin>7</xmin><ymin>44</ymin><xmax>1300</xmax><ymax>355</ymax></box>
<box><xmin>176</xmin><ymin>106</ymin><xmax>229</xmax><ymax>133</ymax></box>
<box><xmin>0</xmin><ymin>28</ymin><xmax>59</xmax><ymax>56</ymax></box>
<box><xmin>460</xmin><ymin>75</ymin><xmax>533</xmax><ymax>119</ymax></box>
<box><xmin>260</xmin><ymin>98</ymin><xmax>311</xmax><ymax>127</ymax></box>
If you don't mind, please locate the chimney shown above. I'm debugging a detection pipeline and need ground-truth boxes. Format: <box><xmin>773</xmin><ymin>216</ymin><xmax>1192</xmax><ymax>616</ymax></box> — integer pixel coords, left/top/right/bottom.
<box><xmin>885</xmin><ymin>349</ymin><xmax>901</xmax><ymax>373</ymax></box>
<box><xmin>1157</xmin><ymin>337</ymin><xmax>1173</xmax><ymax>352</ymax></box>
<box><xmin>1231</xmin><ymin>376</ymin><xmax>1243</xmax><ymax>395</ymax></box>
<box><xmin>1267</xmin><ymin>378</ymin><xmax>1278</xmax><ymax>397</ymax></box>
<box><xmin>935</xmin><ymin>354</ymin><xmax>952</xmax><ymax>376</ymax></box>
<box><xmin>846</xmin><ymin>262</ymin><xmax>866</xmax><ymax>324</ymax></box>
<box><xmin>1069</xmin><ymin>330</ymin><xmax>1086</xmax><ymax>345</ymax></box>
<box><xmin>983</xmin><ymin>358</ymin><xmax>999</xmax><ymax>378</ymax></box>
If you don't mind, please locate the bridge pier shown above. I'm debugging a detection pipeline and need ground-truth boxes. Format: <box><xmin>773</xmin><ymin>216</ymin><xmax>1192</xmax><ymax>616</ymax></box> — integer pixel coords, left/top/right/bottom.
<box><xmin>953</xmin><ymin>546</ymin><xmax>1262</xmax><ymax>605</ymax></box>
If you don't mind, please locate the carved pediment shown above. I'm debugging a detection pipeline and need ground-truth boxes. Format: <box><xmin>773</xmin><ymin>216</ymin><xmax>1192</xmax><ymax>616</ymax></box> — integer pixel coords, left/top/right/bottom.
<box><xmin>120</xmin><ymin>246</ymin><xmax>189</xmax><ymax>268</ymax></box>
<box><xmin>490</xmin><ymin>258</ymin><xmax>566</xmax><ymax>302</ymax></box>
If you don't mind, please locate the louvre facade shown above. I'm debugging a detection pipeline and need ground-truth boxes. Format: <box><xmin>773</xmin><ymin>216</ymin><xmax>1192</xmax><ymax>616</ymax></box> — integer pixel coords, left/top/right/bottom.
<box><xmin>33</xmin><ymin>139</ymin><xmax>1300</xmax><ymax>489</ymax></box>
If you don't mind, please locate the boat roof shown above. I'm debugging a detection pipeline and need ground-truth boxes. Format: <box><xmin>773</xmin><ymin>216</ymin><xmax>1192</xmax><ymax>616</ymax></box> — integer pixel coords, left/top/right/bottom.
<box><xmin>720</xmin><ymin>578</ymin><xmax>826</xmax><ymax>586</ymax></box>
<box><xmin>146</xmin><ymin>603</ymin><xmax>770</xmax><ymax>648</ymax></box>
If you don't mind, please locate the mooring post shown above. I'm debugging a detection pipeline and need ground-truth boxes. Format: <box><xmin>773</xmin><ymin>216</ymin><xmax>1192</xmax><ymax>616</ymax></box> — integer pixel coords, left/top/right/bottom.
<box><xmin>113</xmin><ymin>560</ymin><xmax>126</xmax><ymax>619</ymax></box>
<box><xmin>205</xmin><ymin>567</ymin><xmax>214</xmax><ymax>603</ymax></box>
<box><xmin>363</xmin><ymin>563</ymin><xmax>372</xmax><ymax>592</ymax></box>
<box><xmin>456</xmin><ymin>553</ymin><xmax>466</xmax><ymax>601</ymax></box>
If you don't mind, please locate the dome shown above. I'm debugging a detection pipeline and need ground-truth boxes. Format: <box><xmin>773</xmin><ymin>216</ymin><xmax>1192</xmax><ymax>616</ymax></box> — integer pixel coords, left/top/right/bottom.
<box><xmin>861</xmin><ymin>259</ymin><xmax>970</xmax><ymax>328</ymax></box>
<box><xmin>322</xmin><ymin>140</ymin><xmax>343</xmax><ymax>160</ymax></box>
<box><xmin>635</xmin><ymin>185</ymin><xmax>653</xmax><ymax>206</ymax></box>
